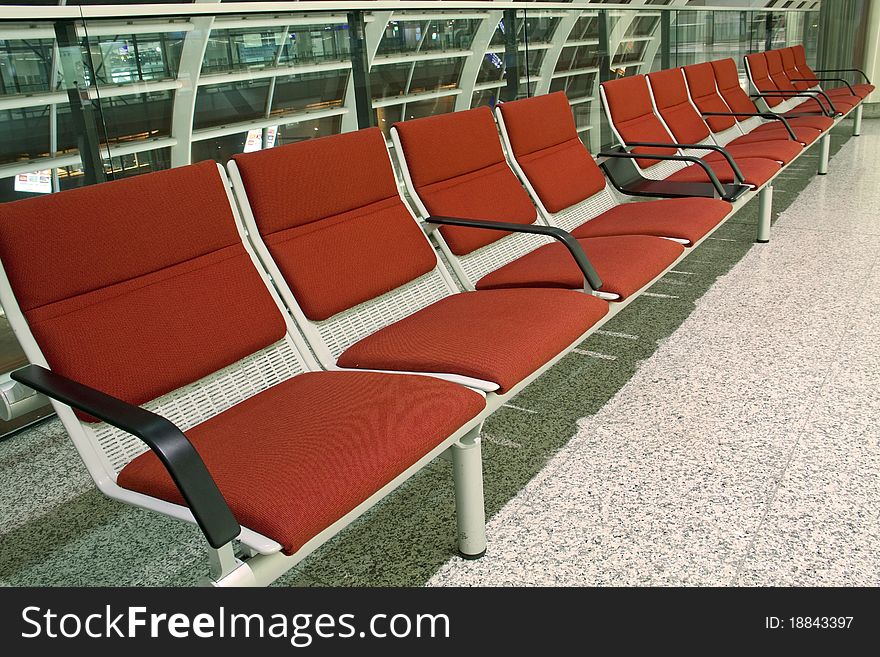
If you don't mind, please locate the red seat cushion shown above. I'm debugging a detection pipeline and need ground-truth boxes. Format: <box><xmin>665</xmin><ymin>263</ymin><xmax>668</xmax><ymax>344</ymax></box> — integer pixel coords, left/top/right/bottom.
<box><xmin>781</xmin><ymin>108</ymin><xmax>836</xmax><ymax>126</ymax></box>
<box><xmin>571</xmin><ymin>198</ymin><xmax>731</xmax><ymax>245</ymax></box>
<box><xmin>118</xmin><ymin>371</ymin><xmax>486</xmax><ymax>556</ymax></box>
<box><xmin>716</xmin><ymin>137</ymin><xmax>803</xmax><ymax>164</ymax></box>
<box><xmin>775</xmin><ymin>114</ymin><xmax>833</xmax><ymax>132</ymax></box>
<box><xmin>647</xmin><ymin>68</ymin><xmax>713</xmax><ymax>144</ymax></box>
<box><xmin>393</xmin><ymin>106</ymin><xmax>537</xmax><ymax>256</ymax></box>
<box><xmin>602</xmin><ymin>75</ymin><xmax>678</xmax><ymax>167</ymax></box>
<box><xmin>737</xmin><ymin>122</ymin><xmax>821</xmax><ymax>145</ymax></box>
<box><xmin>337</xmin><ymin>289</ymin><xmax>609</xmax><ymax>393</ymax></box>
<box><xmin>849</xmin><ymin>83</ymin><xmax>875</xmax><ymax>98</ymax></box>
<box><xmin>499</xmin><ymin>92</ymin><xmax>608</xmax><ymax>213</ymax></box>
<box><xmin>791</xmin><ymin>45</ymin><xmax>873</xmax><ymax>99</ymax></box>
<box><xmin>475</xmin><ymin>235</ymin><xmax>684</xmax><ymax>300</ymax></box>
<box><xmin>232</xmin><ymin>128</ymin><xmax>438</xmax><ymax>321</ymax></box>
<box><xmin>0</xmin><ymin>161</ymin><xmax>286</xmax><ymax>416</ymax></box>
<box><xmin>666</xmin><ymin>156</ymin><xmax>780</xmax><ymax>187</ymax></box>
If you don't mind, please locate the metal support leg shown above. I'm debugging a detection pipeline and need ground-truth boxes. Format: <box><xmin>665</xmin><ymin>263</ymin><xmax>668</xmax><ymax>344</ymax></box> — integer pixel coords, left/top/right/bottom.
<box><xmin>451</xmin><ymin>426</ymin><xmax>486</xmax><ymax>559</ymax></box>
<box><xmin>853</xmin><ymin>103</ymin><xmax>863</xmax><ymax>136</ymax></box>
<box><xmin>203</xmin><ymin>542</ymin><xmax>256</xmax><ymax>587</ymax></box>
<box><xmin>818</xmin><ymin>132</ymin><xmax>831</xmax><ymax>175</ymax></box>
<box><xmin>757</xmin><ymin>185</ymin><xmax>773</xmax><ymax>243</ymax></box>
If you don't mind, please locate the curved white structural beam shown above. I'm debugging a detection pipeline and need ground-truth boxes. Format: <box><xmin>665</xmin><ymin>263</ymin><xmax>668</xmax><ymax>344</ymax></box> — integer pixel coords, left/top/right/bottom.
<box><xmin>169</xmin><ymin>0</ymin><xmax>219</xmax><ymax>167</ymax></box>
<box><xmin>456</xmin><ymin>10</ymin><xmax>503</xmax><ymax>111</ymax></box>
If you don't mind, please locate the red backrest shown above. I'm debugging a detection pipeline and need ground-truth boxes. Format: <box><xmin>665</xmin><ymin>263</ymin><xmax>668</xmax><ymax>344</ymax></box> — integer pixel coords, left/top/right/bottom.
<box><xmin>791</xmin><ymin>45</ymin><xmax>819</xmax><ymax>86</ymax></box>
<box><xmin>647</xmin><ymin>68</ymin><xmax>711</xmax><ymax>144</ymax></box>
<box><xmin>232</xmin><ymin>128</ymin><xmax>437</xmax><ymax>321</ymax></box>
<box><xmin>780</xmin><ymin>47</ymin><xmax>811</xmax><ymax>90</ymax></box>
<box><xmin>682</xmin><ymin>62</ymin><xmax>736</xmax><ymax>132</ymax></box>
<box><xmin>601</xmin><ymin>75</ymin><xmax>678</xmax><ymax>168</ymax></box>
<box><xmin>0</xmin><ymin>162</ymin><xmax>287</xmax><ymax>414</ymax></box>
<box><xmin>393</xmin><ymin>106</ymin><xmax>537</xmax><ymax>256</ymax></box>
<box><xmin>498</xmin><ymin>92</ymin><xmax>607</xmax><ymax>213</ymax></box>
<box><xmin>712</xmin><ymin>58</ymin><xmax>760</xmax><ymax>117</ymax></box>
<box><xmin>766</xmin><ymin>49</ymin><xmax>796</xmax><ymax>91</ymax></box>
<box><xmin>745</xmin><ymin>52</ymin><xmax>782</xmax><ymax>106</ymax></box>
<box><xmin>793</xmin><ymin>44</ymin><xmax>810</xmax><ymax>70</ymax></box>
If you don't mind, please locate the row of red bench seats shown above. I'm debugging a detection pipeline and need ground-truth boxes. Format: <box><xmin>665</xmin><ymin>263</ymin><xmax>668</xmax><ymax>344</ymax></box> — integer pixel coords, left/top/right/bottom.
<box><xmin>0</xmin><ymin>44</ymin><xmax>863</xmax><ymax>586</ymax></box>
<box><xmin>598</xmin><ymin>50</ymin><xmax>869</xmax><ymax>241</ymax></box>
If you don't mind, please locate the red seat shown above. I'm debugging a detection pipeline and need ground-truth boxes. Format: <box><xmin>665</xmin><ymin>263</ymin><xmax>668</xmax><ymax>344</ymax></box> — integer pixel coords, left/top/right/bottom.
<box><xmin>118</xmin><ymin>371</ymin><xmax>485</xmax><ymax>556</ymax></box>
<box><xmin>0</xmin><ymin>162</ymin><xmax>288</xmax><ymax>415</ymax></box>
<box><xmin>233</xmin><ymin>127</ymin><xmax>610</xmax><ymax>392</ymax></box>
<box><xmin>601</xmin><ymin>74</ymin><xmax>680</xmax><ymax>168</ymax></box>
<box><xmin>766</xmin><ymin>49</ymin><xmax>857</xmax><ymax>113</ymax></box>
<box><xmin>711</xmin><ymin>58</ymin><xmax>833</xmax><ymax>133</ymax></box>
<box><xmin>337</xmin><ymin>288</ymin><xmax>609</xmax><ymax>393</ymax></box>
<box><xmin>666</xmin><ymin>155</ymin><xmax>779</xmax><ymax>187</ymax></box>
<box><xmin>791</xmin><ymin>45</ymin><xmax>874</xmax><ymax>99</ymax></box>
<box><xmin>393</xmin><ymin>105</ymin><xmax>684</xmax><ymax>298</ymax></box>
<box><xmin>475</xmin><ymin>235</ymin><xmax>684</xmax><ymax>300</ymax></box>
<box><xmin>571</xmin><ymin>198</ymin><xmax>731</xmax><ymax>245</ymax></box>
<box><xmin>682</xmin><ymin>61</ymin><xmax>820</xmax><ymax>147</ymax></box>
<box><xmin>498</xmin><ymin>92</ymin><xmax>609</xmax><ymax>214</ymax></box>
<box><xmin>390</xmin><ymin>106</ymin><xmax>537</xmax><ymax>256</ymax></box>
<box><xmin>496</xmin><ymin>92</ymin><xmax>731</xmax><ymax>244</ymax></box>
<box><xmin>0</xmin><ymin>159</ymin><xmax>490</xmax><ymax>569</ymax></box>
<box><xmin>707</xmin><ymin>138</ymin><xmax>802</xmax><ymax>164</ymax></box>
<box><xmin>778</xmin><ymin>109</ymin><xmax>836</xmax><ymax>129</ymax></box>
<box><xmin>730</xmin><ymin>123</ymin><xmax>821</xmax><ymax>146</ymax></box>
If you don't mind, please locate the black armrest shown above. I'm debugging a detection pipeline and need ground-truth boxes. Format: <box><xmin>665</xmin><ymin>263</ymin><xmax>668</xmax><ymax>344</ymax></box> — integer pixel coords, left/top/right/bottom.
<box><xmin>597</xmin><ymin>150</ymin><xmax>730</xmax><ymax>199</ymax></box>
<box><xmin>427</xmin><ymin>216</ymin><xmax>603</xmax><ymax>291</ymax></box>
<box><xmin>699</xmin><ymin>111</ymin><xmax>798</xmax><ymax>141</ymax></box>
<box><xmin>814</xmin><ymin>68</ymin><xmax>871</xmax><ymax>84</ymax></box>
<box><xmin>11</xmin><ymin>364</ymin><xmax>241</xmax><ymax>549</ymax></box>
<box><xmin>750</xmin><ymin>90</ymin><xmax>838</xmax><ymax>116</ymax></box>
<box><xmin>789</xmin><ymin>77</ymin><xmax>856</xmax><ymax>95</ymax></box>
<box><xmin>623</xmin><ymin>141</ymin><xmax>746</xmax><ymax>184</ymax></box>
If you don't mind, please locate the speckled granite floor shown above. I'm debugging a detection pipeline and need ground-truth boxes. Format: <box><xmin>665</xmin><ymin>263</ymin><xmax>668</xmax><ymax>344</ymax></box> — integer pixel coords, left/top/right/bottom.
<box><xmin>0</xmin><ymin>120</ymin><xmax>874</xmax><ymax>587</ymax></box>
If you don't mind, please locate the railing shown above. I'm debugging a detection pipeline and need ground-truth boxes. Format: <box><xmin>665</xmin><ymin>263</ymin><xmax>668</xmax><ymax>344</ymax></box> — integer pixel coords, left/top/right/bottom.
<box><xmin>0</xmin><ymin>0</ymin><xmax>842</xmax><ymax>434</ymax></box>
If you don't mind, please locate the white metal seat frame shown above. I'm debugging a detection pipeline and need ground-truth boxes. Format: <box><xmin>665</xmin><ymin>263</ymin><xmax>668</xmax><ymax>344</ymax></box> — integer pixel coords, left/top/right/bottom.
<box><xmin>0</xmin><ymin>163</ymin><xmax>488</xmax><ymax>587</ymax></box>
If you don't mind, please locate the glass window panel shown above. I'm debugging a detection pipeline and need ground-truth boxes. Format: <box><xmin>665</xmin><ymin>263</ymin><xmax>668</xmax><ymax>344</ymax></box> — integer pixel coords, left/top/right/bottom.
<box><xmin>370</xmin><ymin>62</ymin><xmax>410</xmax><ymax>99</ymax></box>
<box><xmin>476</xmin><ymin>52</ymin><xmax>505</xmax><ymax>84</ymax></box>
<box><xmin>279</xmin><ymin>24</ymin><xmax>350</xmax><ymax>66</ymax></box>
<box><xmin>375</xmin><ymin>104</ymin><xmax>403</xmax><ymax>138</ymax></box>
<box><xmin>276</xmin><ymin>115</ymin><xmax>342</xmax><ymax>146</ymax></box>
<box><xmin>105</xmin><ymin>147</ymin><xmax>171</xmax><ymax>180</ymax></box>
<box><xmin>420</xmin><ymin>19</ymin><xmax>480</xmax><ymax>52</ymax></box>
<box><xmin>470</xmin><ymin>88</ymin><xmax>501</xmax><ymax>110</ymax></box>
<box><xmin>401</xmin><ymin>95</ymin><xmax>456</xmax><ymax>123</ymax></box>
<box><xmin>271</xmin><ymin>69</ymin><xmax>348</xmax><ymax>115</ymax></box>
<box><xmin>202</xmin><ymin>27</ymin><xmax>286</xmax><ymax>74</ymax></box>
<box><xmin>408</xmin><ymin>57</ymin><xmax>464</xmax><ymax>95</ymax></box>
<box><xmin>569</xmin><ymin>16</ymin><xmax>599</xmax><ymax>41</ymax></box>
<box><xmin>193</xmin><ymin>80</ymin><xmax>271</xmax><ymax>129</ymax></box>
<box><xmin>87</xmin><ymin>31</ymin><xmax>183</xmax><ymax>85</ymax></box>
<box><xmin>98</xmin><ymin>90</ymin><xmax>174</xmax><ymax>143</ymax></box>
<box><xmin>0</xmin><ymin>105</ymin><xmax>50</xmax><ymax>163</ymax></box>
<box><xmin>520</xmin><ymin>16</ymin><xmax>560</xmax><ymax>44</ymax></box>
<box><xmin>191</xmin><ymin>132</ymin><xmax>248</xmax><ymax>164</ymax></box>
<box><xmin>0</xmin><ymin>37</ymin><xmax>55</xmax><ymax>95</ymax></box>
<box><xmin>190</xmin><ymin>116</ymin><xmax>342</xmax><ymax>164</ymax></box>
<box><xmin>378</xmin><ymin>18</ymin><xmax>480</xmax><ymax>56</ymax></box>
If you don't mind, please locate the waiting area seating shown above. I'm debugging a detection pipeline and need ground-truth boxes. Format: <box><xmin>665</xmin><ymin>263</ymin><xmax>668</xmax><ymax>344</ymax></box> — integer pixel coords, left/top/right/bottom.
<box><xmin>744</xmin><ymin>45</ymin><xmax>871</xmax><ymax>138</ymax></box>
<box><xmin>0</xmin><ymin>41</ymin><xmax>863</xmax><ymax>587</ymax></box>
